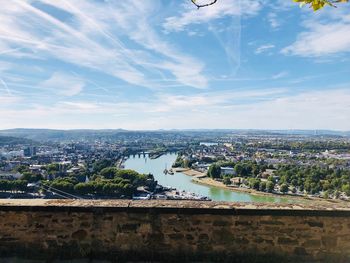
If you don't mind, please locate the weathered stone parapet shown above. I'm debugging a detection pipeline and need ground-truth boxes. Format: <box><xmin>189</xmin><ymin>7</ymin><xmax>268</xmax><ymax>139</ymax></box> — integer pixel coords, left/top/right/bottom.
<box><xmin>0</xmin><ymin>199</ymin><xmax>349</xmax><ymax>262</ymax></box>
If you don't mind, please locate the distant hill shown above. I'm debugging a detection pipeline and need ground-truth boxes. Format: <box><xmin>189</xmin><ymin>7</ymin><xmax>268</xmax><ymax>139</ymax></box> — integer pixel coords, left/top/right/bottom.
<box><xmin>0</xmin><ymin>135</ymin><xmax>34</xmax><ymax>146</ymax></box>
<box><xmin>0</xmin><ymin>128</ymin><xmax>129</xmax><ymax>141</ymax></box>
<box><xmin>0</xmin><ymin>128</ymin><xmax>349</xmax><ymax>142</ymax></box>
<box><xmin>269</xmin><ymin>130</ymin><xmax>350</xmax><ymax>137</ymax></box>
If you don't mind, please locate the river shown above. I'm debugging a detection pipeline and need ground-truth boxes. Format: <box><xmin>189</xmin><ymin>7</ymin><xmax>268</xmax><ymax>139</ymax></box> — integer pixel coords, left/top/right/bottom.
<box><xmin>124</xmin><ymin>152</ymin><xmax>295</xmax><ymax>203</ymax></box>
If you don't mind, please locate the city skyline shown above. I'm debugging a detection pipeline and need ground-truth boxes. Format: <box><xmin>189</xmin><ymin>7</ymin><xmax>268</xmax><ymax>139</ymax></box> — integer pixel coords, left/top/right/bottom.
<box><xmin>1</xmin><ymin>0</ymin><xmax>350</xmax><ymax>130</ymax></box>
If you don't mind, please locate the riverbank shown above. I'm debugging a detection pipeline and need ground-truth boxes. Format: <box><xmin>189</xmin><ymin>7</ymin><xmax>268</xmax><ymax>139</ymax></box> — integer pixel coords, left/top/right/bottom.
<box><xmin>176</xmin><ymin>168</ymin><xmax>206</xmax><ymax>178</ymax></box>
<box><xmin>182</xmin><ymin>169</ymin><xmax>346</xmax><ymax>205</ymax></box>
<box><xmin>125</xmin><ymin>153</ymin><xmax>338</xmax><ymax>203</ymax></box>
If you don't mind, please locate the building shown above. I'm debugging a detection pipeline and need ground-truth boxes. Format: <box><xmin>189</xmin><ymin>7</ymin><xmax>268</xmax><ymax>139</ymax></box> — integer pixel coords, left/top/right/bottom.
<box><xmin>24</xmin><ymin>146</ymin><xmax>37</xmax><ymax>157</ymax></box>
<box><xmin>220</xmin><ymin>167</ymin><xmax>235</xmax><ymax>176</ymax></box>
<box><xmin>0</xmin><ymin>172</ymin><xmax>22</xmax><ymax>180</ymax></box>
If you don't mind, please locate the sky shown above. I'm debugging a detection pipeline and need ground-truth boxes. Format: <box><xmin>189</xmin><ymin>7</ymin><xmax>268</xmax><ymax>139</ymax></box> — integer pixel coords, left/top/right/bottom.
<box><xmin>0</xmin><ymin>0</ymin><xmax>350</xmax><ymax>131</ymax></box>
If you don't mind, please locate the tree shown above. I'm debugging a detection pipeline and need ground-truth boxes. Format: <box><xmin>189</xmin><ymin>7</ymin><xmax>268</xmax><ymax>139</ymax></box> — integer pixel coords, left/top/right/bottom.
<box><xmin>191</xmin><ymin>0</ymin><xmax>348</xmax><ymax>11</ymax></box>
<box><xmin>223</xmin><ymin>177</ymin><xmax>231</xmax><ymax>185</ymax></box>
<box><xmin>100</xmin><ymin>167</ymin><xmax>118</xmax><ymax>179</ymax></box>
<box><xmin>341</xmin><ymin>184</ymin><xmax>350</xmax><ymax>196</ymax></box>
<box><xmin>249</xmin><ymin>178</ymin><xmax>260</xmax><ymax>190</ymax></box>
<box><xmin>294</xmin><ymin>0</ymin><xmax>348</xmax><ymax>11</ymax></box>
<box><xmin>267</xmin><ymin>181</ymin><xmax>275</xmax><ymax>193</ymax></box>
<box><xmin>20</xmin><ymin>172</ymin><xmax>43</xmax><ymax>183</ymax></box>
<box><xmin>280</xmin><ymin>184</ymin><xmax>289</xmax><ymax>194</ymax></box>
<box><xmin>15</xmin><ymin>165</ymin><xmax>29</xmax><ymax>173</ymax></box>
<box><xmin>74</xmin><ymin>183</ymin><xmax>94</xmax><ymax>195</ymax></box>
<box><xmin>334</xmin><ymin>190</ymin><xmax>340</xmax><ymax>199</ymax></box>
<box><xmin>183</xmin><ymin>159</ymin><xmax>190</xmax><ymax>168</ymax></box>
<box><xmin>0</xmin><ymin>180</ymin><xmax>27</xmax><ymax>193</ymax></box>
<box><xmin>50</xmin><ymin>179</ymin><xmax>75</xmax><ymax>194</ymax></box>
<box><xmin>121</xmin><ymin>183</ymin><xmax>134</xmax><ymax>197</ymax></box>
<box><xmin>323</xmin><ymin>190</ymin><xmax>329</xmax><ymax>199</ymax></box>
<box><xmin>208</xmin><ymin>164</ymin><xmax>221</xmax><ymax>179</ymax></box>
<box><xmin>116</xmin><ymin>169</ymin><xmax>141</xmax><ymax>182</ymax></box>
<box><xmin>259</xmin><ymin>181</ymin><xmax>267</xmax><ymax>192</ymax></box>
<box><xmin>13</xmin><ymin>180</ymin><xmax>28</xmax><ymax>192</ymax></box>
<box><xmin>47</xmin><ymin>163</ymin><xmax>59</xmax><ymax>173</ymax></box>
<box><xmin>234</xmin><ymin>163</ymin><xmax>244</xmax><ymax>177</ymax></box>
<box><xmin>93</xmin><ymin>159</ymin><xmax>112</xmax><ymax>173</ymax></box>
<box><xmin>0</xmin><ymin>180</ymin><xmax>10</xmax><ymax>192</ymax></box>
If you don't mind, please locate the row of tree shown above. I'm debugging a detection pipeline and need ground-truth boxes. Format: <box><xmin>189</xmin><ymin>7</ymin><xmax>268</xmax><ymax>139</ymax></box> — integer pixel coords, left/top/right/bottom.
<box><xmin>247</xmin><ymin>141</ymin><xmax>350</xmax><ymax>152</ymax></box>
<box><xmin>43</xmin><ymin>168</ymin><xmax>156</xmax><ymax>198</ymax></box>
<box><xmin>208</xmin><ymin>159</ymin><xmax>350</xmax><ymax>197</ymax></box>
<box><xmin>274</xmin><ymin>164</ymin><xmax>350</xmax><ymax>196</ymax></box>
<box><xmin>207</xmin><ymin>160</ymin><xmax>271</xmax><ymax>179</ymax></box>
<box><xmin>0</xmin><ymin>180</ymin><xmax>28</xmax><ymax>192</ymax></box>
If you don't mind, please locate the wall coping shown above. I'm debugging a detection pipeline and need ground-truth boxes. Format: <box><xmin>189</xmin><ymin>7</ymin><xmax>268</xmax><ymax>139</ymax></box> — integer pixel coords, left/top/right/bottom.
<box><xmin>0</xmin><ymin>199</ymin><xmax>350</xmax><ymax>216</ymax></box>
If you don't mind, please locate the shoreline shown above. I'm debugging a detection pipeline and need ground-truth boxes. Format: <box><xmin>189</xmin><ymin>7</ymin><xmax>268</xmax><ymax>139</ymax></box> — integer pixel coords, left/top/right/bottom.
<box><xmin>180</xmin><ymin>169</ymin><xmax>346</xmax><ymax>205</ymax></box>
<box><xmin>177</xmin><ymin>168</ymin><xmax>206</xmax><ymax>178</ymax></box>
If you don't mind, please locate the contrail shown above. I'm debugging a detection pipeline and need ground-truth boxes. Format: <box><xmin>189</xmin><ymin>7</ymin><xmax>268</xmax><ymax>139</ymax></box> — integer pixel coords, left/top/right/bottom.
<box><xmin>70</xmin><ymin>71</ymin><xmax>109</xmax><ymax>93</ymax></box>
<box><xmin>208</xmin><ymin>0</ymin><xmax>242</xmax><ymax>78</ymax></box>
<box><xmin>0</xmin><ymin>78</ymin><xmax>12</xmax><ymax>95</ymax></box>
<box><xmin>0</xmin><ymin>47</ymin><xmax>24</xmax><ymax>56</ymax></box>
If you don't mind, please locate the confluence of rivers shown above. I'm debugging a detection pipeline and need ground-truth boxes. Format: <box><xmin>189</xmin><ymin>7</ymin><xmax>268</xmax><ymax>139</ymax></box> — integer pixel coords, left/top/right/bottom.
<box><xmin>124</xmin><ymin>152</ymin><xmax>294</xmax><ymax>203</ymax></box>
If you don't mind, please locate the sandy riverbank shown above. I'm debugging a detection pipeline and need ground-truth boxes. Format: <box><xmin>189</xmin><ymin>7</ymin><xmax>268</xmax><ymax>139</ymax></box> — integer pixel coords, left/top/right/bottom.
<box><xmin>172</xmin><ymin>167</ymin><xmax>206</xmax><ymax>177</ymax></box>
<box><xmin>181</xmin><ymin>169</ymin><xmax>346</xmax><ymax>205</ymax></box>
<box><xmin>180</xmin><ymin>169</ymin><xmax>206</xmax><ymax>178</ymax></box>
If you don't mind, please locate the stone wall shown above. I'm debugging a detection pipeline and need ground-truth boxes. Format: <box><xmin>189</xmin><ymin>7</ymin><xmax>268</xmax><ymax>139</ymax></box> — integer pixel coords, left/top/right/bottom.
<box><xmin>0</xmin><ymin>200</ymin><xmax>349</xmax><ymax>262</ymax></box>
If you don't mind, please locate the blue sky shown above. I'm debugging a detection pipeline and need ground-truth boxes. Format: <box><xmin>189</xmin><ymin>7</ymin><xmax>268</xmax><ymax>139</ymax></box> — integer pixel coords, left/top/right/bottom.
<box><xmin>0</xmin><ymin>0</ymin><xmax>350</xmax><ymax>130</ymax></box>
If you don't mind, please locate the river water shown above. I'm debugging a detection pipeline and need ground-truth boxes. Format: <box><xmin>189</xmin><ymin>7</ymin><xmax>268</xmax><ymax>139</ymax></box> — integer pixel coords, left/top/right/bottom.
<box><xmin>124</xmin><ymin>153</ymin><xmax>294</xmax><ymax>203</ymax></box>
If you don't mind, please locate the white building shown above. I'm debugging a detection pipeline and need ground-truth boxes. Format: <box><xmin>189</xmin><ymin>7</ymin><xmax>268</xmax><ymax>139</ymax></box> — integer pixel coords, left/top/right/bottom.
<box><xmin>220</xmin><ymin>167</ymin><xmax>235</xmax><ymax>176</ymax></box>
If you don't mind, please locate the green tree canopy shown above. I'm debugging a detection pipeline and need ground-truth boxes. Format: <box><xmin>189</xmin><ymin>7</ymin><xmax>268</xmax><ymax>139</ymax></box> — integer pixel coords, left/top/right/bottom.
<box><xmin>294</xmin><ymin>0</ymin><xmax>348</xmax><ymax>11</ymax></box>
<box><xmin>223</xmin><ymin>177</ymin><xmax>231</xmax><ymax>185</ymax></box>
<box><xmin>266</xmin><ymin>181</ymin><xmax>275</xmax><ymax>193</ymax></box>
<box><xmin>208</xmin><ymin>164</ymin><xmax>221</xmax><ymax>179</ymax></box>
<box><xmin>100</xmin><ymin>167</ymin><xmax>118</xmax><ymax>179</ymax></box>
<box><xmin>280</xmin><ymin>184</ymin><xmax>289</xmax><ymax>194</ymax></box>
<box><xmin>20</xmin><ymin>172</ymin><xmax>43</xmax><ymax>183</ymax></box>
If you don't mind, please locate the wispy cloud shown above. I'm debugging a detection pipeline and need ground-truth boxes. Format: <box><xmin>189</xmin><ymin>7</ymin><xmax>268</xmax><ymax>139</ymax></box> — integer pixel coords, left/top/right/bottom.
<box><xmin>255</xmin><ymin>44</ymin><xmax>275</xmax><ymax>54</ymax></box>
<box><xmin>1</xmin><ymin>88</ymin><xmax>349</xmax><ymax>130</ymax></box>
<box><xmin>41</xmin><ymin>72</ymin><xmax>84</xmax><ymax>97</ymax></box>
<box><xmin>282</xmin><ymin>9</ymin><xmax>350</xmax><ymax>57</ymax></box>
<box><xmin>0</xmin><ymin>94</ymin><xmax>21</xmax><ymax>105</ymax></box>
<box><xmin>272</xmin><ymin>71</ymin><xmax>288</xmax><ymax>80</ymax></box>
<box><xmin>0</xmin><ymin>0</ymin><xmax>348</xmax><ymax>130</ymax></box>
<box><xmin>0</xmin><ymin>78</ymin><xmax>12</xmax><ymax>95</ymax></box>
<box><xmin>267</xmin><ymin>12</ymin><xmax>282</xmax><ymax>29</ymax></box>
<box><xmin>163</xmin><ymin>0</ymin><xmax>262</xmax><ymax>32</ymax></box>
<box><xmin>0</xmin><ymin>0</ymin><xmax>208</xmax><ymax>89</ymax></box>
<box><xmin>282</xmin><ymin>23</ymin><xmax>350</xmax><ymax>57</ymax></box>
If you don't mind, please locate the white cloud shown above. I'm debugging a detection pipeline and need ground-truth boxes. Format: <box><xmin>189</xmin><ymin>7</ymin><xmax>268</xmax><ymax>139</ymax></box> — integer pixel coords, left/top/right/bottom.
<box><xmin>270</xmin><ymin>0</ymin><xmax>295</xmax><ymax>11</ymax></box>
<box><xmin>0</xmin><ymin>88</ymin><xmax>349</xmax><ymax>130</ymax></box>
<box><xmin>41</xmin><ymin>72</ymin><xmax>84</xmax><ymax>96</ymax></box>
<box><xmin>282</xmin><ymin>22</ymin><xmax>350</xmax><ymax>57</ymax></box>
<box><xmin>282</xmin><ymin>8</ymin><xmax>350</xmax><ymax>57</ymax></box>
<box><xmin>272</xmin><ymin>71</ymin><xmax>288</xmax><ymax>79</ymax></box>
<box><xmin>0</xmin><ymin>0</ymin><xmax>208</xmax><ymax>89</ymax></box>
<box><xmin>58</xmin><ymin>101</ymin><xmax>100</xmax><ymax>111</ymax></box>
<box><xmin>255</xmin><ymin>44</ymin><xmax>275</xmax><ymax>54</ymax></box>
<box><xmin>267</xmin><ymin>13</ymin><xmax>281</xmax><ymax>29</ymax></box>
<box><xmin>163</xmin><ymin>0</ymin><xmax>262</xmax><ymax>32</ymax></box>
<box><xmin>234</xmin><ymin>89</ymin><xmax>350</xmax><ymax>130</ymax></box>
<box><xmin>0</xmin><ymin>95</ymin><xmax>22</xmax><ymax>105</ymax></box>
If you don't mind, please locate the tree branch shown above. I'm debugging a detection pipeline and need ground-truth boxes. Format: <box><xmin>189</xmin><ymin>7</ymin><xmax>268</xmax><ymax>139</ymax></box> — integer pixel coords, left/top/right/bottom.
<box><xmin>191</xmin><ymin>0</ymin><xmax>218</xmax><ymax>9</ymax></box>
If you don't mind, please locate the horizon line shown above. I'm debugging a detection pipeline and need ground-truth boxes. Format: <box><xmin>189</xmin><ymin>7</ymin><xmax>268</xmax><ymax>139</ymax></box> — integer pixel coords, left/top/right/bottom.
<box><xmin>0</xmin><ymin>128</ymin><xmax>349</xmax><ymax>133</ymax></box>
